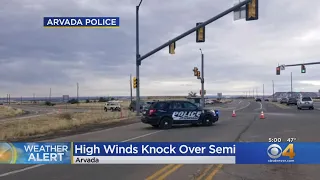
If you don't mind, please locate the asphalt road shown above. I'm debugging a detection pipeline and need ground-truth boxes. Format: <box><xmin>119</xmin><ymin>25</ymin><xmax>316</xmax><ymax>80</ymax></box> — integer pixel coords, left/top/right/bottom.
<box><xmin>1</xmin><ymin>99</ymin><xmax>320</xmax><ymax>180</ymax></box>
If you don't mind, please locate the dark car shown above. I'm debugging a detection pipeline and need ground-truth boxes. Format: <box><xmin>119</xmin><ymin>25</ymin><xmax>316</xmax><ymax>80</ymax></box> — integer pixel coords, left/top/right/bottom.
<box><xmin>255</xmin><ymin>98</ymin><xmax>261</xmax><ymax>102</ymax></box>
<box><xmin>129</xmin><ymin>100</ymin><xmax>144</xmax><ymax>111</ymax></box>
<box><xmin>141</xmin><ymin>100</ymin><xmax>219</xmax><ymax>129</ymax></box>
<box><xmin>280</xmin><ymin>98</ymin><xmax>288</xmax><ymax>104</ymax></box>
<box><xmin>264</xmin><ymin>99</ymin><xmax>269</xmax><ymax>101</ymax></box>
<box><xmin>287</xmin><ymin>98</ymin><xmax>297</xmax><ymax>105</ymax></box>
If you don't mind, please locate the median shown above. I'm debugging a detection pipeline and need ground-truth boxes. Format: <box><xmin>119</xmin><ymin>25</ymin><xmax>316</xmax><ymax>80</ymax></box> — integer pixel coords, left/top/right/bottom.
<box><xmin>0</xmin><ymin>109</ymin><xmax>138</xmax><ymax>142</ymax></box>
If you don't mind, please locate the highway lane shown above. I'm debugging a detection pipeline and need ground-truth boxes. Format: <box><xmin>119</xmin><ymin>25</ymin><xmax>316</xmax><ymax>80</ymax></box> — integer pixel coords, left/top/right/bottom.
<box><xmin>3</xmin><ymin>100</ymin><xmax>318</xmax><ymax>179</ymax></box>
<box><xmin>0</xmin><ymin>100</ymin><xmax>253</xmax><ymax>180</ymax></box>
<box><xmin>191</xmin><ymin>101</ymin><xmax>320</xmax><ymax>180</ymax></box>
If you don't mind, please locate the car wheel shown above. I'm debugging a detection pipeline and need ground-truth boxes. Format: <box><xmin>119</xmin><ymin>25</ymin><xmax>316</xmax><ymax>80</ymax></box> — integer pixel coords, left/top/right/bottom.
<box><xmin>310</xmin><ymin>107</ymin><xmax>314</xmax><ymax>110</ymax></box>
<box><xmin>104</xmin><ymin>107</ymin><xmax>107</xmax><ymax>112</ymax></box>
<box><xmin>159</xmin><ymin>117</ymin><xmax>173</xmax><ymax>129</ymax></box>
<box><xmin>202</xmin><ymin>115</ymin><xmax>213</xmax><ymax>126</ymax></box>
<box><xmin>152</xmin><ymin>125</ymin><xmax>159</xmax><ymax>128</ymax></box>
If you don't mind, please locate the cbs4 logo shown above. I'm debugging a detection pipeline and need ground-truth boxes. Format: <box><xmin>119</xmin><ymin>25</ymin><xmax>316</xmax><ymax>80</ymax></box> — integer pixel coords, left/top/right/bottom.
<box><xmin>267</xmin><ymin>144</ymin><xmax>296</xmax><ymax>159</ymax></box>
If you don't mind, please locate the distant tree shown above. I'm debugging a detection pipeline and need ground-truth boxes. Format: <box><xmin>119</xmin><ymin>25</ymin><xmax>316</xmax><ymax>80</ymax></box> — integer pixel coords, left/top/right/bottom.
<box><xmin>85</xmin><ymin>99</ymin><xmax>90</xmax><ymax>103</ymax></box>
<box><xmin>98</xmin><ymin>97</ymin><xmax>107</xmax><ymax>102</ymax></box>
<box><xmin>68</xmin><ymin>98</ymin><xmax>79</xmax><ymax>104</ymax></box>
<box><xmin>188</xmin><ymin>91</ymin><xmax>197</xmax><ymax>97</ymax></box>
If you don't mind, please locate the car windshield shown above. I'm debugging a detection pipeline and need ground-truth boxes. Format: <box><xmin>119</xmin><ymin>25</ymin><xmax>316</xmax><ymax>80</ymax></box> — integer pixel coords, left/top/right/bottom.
<box><xmin>302</xmin><ymin>97</ymin><xmax>312</xmax><ymax>101</ymax></box>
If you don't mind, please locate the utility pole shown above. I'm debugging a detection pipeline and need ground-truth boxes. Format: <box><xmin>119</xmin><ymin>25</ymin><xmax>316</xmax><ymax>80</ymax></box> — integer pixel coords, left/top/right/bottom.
<box><xmin>272</xmin><ymin>80</ymin><xmax>275</xmax><ymax>100</ymax></box>
<box><xmin>135</xmin><ymin>0</ymin><xmax>144</xmax><ymax>116</ymax></box>
<box><xmin>33</xmin><ymin>93</ymin><xmax>35</xmax><ymax>103</ymax></box>
<box><xmin>290</xmin><ymin>72</ymin><xmax>293</xmax><ymax>93</ymax></box>
<box><xmin>6</xmin><ymin>94</ymin><xmax>8</xmax><ymax>103</ymax></box>
<box><xmin>8</xmin><ymin>94</ymin><xmax>10</xmax><ymax>105</ymax></box>
<box><xmin>130</xmin><ymin>74</ymin><xmax>133</xmax><ymax>103</ymax></box>
<box><xmin>49</xmin><ymin>88</ymin><xmax>52</xmax><ymax>102</ymax></box>
<box><xmin>200</xmin><ymin>49</ymin><xmax>205</xmax><ymax>108</ymax></box>
<box><xmin>21</xmin><ymin>96</ymin><xmax>22</xmax><ymax>104</ymax></box>
<box><xmin>77</xmin><ymin>83</ymin><xmax>79</xmax><ymax>104</ymax></box>
<box><xmin>263</xmin><ymin>84</ymin><xmax>264</xmax><ymax>100</ymax></box>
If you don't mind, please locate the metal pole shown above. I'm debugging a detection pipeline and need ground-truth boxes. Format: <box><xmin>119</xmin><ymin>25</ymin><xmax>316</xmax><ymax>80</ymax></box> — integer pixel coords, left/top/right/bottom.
<box><xmin>263</xmin><ymin>84</ymin><xmax>264</xmax><ymax>100</ymax></box>
<box><xmin>200</xmin><ymin>49</ymin><xmax>205</xmax><ymax>108</ymax></box>
<box><xmin>136</xmin><ymin>5</ymin><xmax>141</xmax><ymax>116</ymax></box>
<box><xmin>138</xmin><ymin>0</ymin><xmax>251</xmax><ymax>62</ymax></box>
<box><xmin>272</xmin><ymin>80</ymin><xmax>274</xmax><ymax>100</ymax></box>
<box><xmin>49</xmin><ymin>88</ymin><xmax>51</xmax><ymax>102</ymax></box>
<box><xmin>290</xmin><ymin>72</ymin><xmax>293</xmax><ymax>93</ymax></box>
<box><xmin>284</xmin><ymin>61</ymin><xmax>320</xmax><ymax>67</ymax></box>
<box><xmin>130</xmin><ymin>74</ymin><xmax>133</xmax><ymax>103</ymax></box>
<box><xmin>9</xmin><ymin>94</ymin><xmax>10</xmax><ymax>105</ymax></box>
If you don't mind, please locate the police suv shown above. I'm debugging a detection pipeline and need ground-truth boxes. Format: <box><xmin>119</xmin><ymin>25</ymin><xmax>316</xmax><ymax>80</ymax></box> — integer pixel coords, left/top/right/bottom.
<box><xmin>141</xmin><ymin>100</ymin><xmax>219</xmax><ymax>129</ymax></box>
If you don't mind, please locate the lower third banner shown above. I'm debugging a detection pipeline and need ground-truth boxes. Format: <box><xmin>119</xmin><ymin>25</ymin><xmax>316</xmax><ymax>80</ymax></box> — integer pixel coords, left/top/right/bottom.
<box><xmin>1</xmin><ymin>142</ymin><xmax>320</xmax><ymax>164</ymax></box>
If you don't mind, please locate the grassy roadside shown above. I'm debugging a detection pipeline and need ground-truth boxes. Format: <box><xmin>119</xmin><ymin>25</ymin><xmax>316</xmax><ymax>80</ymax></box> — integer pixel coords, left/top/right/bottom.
<box><xmin>0</xmin><ymin>109</ymin><xmax>138</xmax><ymax>142</ymax></box>
<box><xmin>0</xmin><ymin>106</ymin><xmax>25</xmax><ymax>119</ymax></box>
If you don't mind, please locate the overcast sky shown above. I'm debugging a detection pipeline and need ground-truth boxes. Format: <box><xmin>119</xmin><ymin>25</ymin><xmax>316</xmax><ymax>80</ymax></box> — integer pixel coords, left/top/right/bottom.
<box><xmin>1</xmin><ymin>0</ymin><xmax>320</xmax><ymax>97</ymax></box>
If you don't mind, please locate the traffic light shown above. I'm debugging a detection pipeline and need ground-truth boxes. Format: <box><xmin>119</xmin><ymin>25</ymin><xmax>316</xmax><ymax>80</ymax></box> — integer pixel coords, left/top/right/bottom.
<box><xmin>276</xmin><ymin>66</ymin><xmax>280</xmax><ymax>75</ymax></box>
<box><xmin>301</xmin><ymin>65</ymin><xmax>306</xmax><ymax>73</ymax></box>
<box><xmin>193</xmin><ymin>67</ymin><xmax>198</xmax><ymax>76</ymax></box>
<box><xmin>246</xmin><ymin>0</ymin><xmax>258</xmax><ymax>21</ymax></box>
<box><xmin>196</xmin><ymin>22</ymin><xmax>205</xmax><ymax>43</ymax></box>
<box><xmin>197</xmin><ymin>71</ymin><xmax>201</xmax><ymax>79</ymax></box>
<box><xmin>133</xmin><ymin>77</ymin><xmax>137</xmax><ymax>88</ymax></box>
<box><xmin>169</xmin><ymin>42</ymin><xmax>176</xmax><ymax>54</ymax></box>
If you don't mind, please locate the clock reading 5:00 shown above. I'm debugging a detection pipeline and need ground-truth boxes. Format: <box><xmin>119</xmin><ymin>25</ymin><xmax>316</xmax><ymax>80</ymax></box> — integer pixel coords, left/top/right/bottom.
<box><xmin>268</xmin><ymin>138</ymin><xmax>282</xmax><ymax>143</ymax></box>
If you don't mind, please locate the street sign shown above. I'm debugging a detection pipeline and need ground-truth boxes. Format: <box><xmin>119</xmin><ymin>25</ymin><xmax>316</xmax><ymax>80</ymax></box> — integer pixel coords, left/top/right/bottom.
<box><xmin>280</xmin><ymin>65</ymin><xmax>285</xmax><ymax>70</ymax></box>
<box><xmin>233</xmin><ymin>1</ymin><xmax>246</xmax><ymax>21</ymax></box>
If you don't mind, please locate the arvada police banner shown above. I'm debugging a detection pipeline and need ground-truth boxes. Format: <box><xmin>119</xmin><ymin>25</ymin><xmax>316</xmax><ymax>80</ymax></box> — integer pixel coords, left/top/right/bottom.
<box><xmin>43</xmin><ymin>17</ymin><xmax>120</xmax><ymax>28</ymax></box>
<box><xmin>1</xmin><ymin>142</ymin><xmax>320</xmax><ymax>164</ymax></box>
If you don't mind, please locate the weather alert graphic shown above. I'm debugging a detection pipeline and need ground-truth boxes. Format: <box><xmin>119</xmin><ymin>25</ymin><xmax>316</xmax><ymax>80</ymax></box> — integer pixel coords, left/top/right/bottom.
<box><xmin>0</xmin><ymin>143</ymin><xmax>17</xmax><ymax>164</ymax></box>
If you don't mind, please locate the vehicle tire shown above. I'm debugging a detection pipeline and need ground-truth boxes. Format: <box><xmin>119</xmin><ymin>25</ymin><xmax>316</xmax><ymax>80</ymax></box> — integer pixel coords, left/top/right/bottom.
<box><xmin>310</xmin><ymin>107</ymin><xmax>314</xmax><ymax>110</ymax></box>
<box><xmin>159</xmin><ymin>117</ymin><xmax>173</xmax><ymax>129</ymax></box>
<box><xmin>297</xmin><ymin>106</ymin><xmax>300</xmax><ymax>110</ymax></box>
<box><xmin>202</xmin><ymin>115</ymin><xmax>213</xmax><ymax>126</ymax></box>
<box><xmin>104</xmin><ymin>107</ymin><xmax>107</xmax><ymax>112</ymax></box>
<box><xmin>152</xmin><ymin>125</ymin><xmax>159</xmax><ymax>128</ymax></box>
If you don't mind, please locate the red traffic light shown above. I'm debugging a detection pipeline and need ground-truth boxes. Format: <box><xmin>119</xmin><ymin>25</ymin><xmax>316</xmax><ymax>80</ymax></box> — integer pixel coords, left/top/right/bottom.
<box><xmin>276</xmin><ymin>67</ymin><xmax>280</xmax><ymax>75</ymax></box>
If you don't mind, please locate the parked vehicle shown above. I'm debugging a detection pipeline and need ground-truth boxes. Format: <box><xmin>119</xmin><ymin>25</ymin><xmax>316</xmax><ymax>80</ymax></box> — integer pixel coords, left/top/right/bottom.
<box><xmin>287</xmin><ymin>98</ymin><xmax>297</xmax><ymax>105</ymax></box>
<box><xmin>104</xmin><ymin>101</ymin><xmax>121</xmax><ymax>112</ymax></box>
<box><xmin>297</xmin><ymin>97</ymin><xmax>314</xmax><ymax>110</ymax></box>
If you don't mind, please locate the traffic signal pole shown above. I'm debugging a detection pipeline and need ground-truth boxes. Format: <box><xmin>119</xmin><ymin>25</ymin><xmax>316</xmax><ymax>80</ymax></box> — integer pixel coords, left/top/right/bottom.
<box><xmin>136</xmin><ymin>1</ymin><xmax>143</xmax><ymax>115</ymax></box>
<box><xmin>135</xmin><ymin>0</ymin><xmax>253</xmax><ymax>115</ymax></box>
<box><xmin>200</xmin><ymin>49</ymin><xmax>205</xmax><ymax>108</ymax></box>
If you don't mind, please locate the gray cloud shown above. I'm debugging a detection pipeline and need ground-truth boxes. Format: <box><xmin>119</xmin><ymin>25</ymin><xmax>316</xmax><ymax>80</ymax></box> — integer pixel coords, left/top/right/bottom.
<box><xmin>1</xmin><ymin>0</ymin><xmax>320</xmax><ymax>97</ymax></box>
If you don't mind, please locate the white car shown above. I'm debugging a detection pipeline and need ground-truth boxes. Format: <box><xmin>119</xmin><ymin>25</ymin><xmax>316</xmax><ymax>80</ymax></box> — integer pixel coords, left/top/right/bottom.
<box><xmin>104</xmin><ymin>101</ymin><xmax>121</xmax><ymax>112</ymax></box>
<box><xmin>297</xmin><ymin>97</ymin><xmax>314</xmax><ymax>110</ymax></box>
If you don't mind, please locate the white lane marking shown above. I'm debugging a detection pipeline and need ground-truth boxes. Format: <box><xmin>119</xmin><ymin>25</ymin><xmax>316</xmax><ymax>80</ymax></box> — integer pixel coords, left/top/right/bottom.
<box><xmin>235</xmin><ymin>102</ymin><xmax>251</xmax><ymax>111</ymax></box>
<box><xmin>254</xmin><ymin>102</ymin><xmax>263</xmax><ymax>110</ymax></box>
<box><xmin>0</xmin><ymin>126</ymin><xmax>161</xmax><ymax>177</ymax></box>
<box><xmin>121</xmin><ymin>130</ymin><xmax>162</xmax><ymax>142</ymax></box>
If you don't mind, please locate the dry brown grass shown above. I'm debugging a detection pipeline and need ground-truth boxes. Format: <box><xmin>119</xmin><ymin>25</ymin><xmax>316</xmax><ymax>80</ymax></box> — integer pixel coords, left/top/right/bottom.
<box><xmin>0</xmin><ymin>106</ymin><xmax>24</xmax><ymax>118</ymax></box>
<box><xmin>0</xmin><ymin>109</ymin><xmax>137</xmax><ymax>141</ymax></box>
